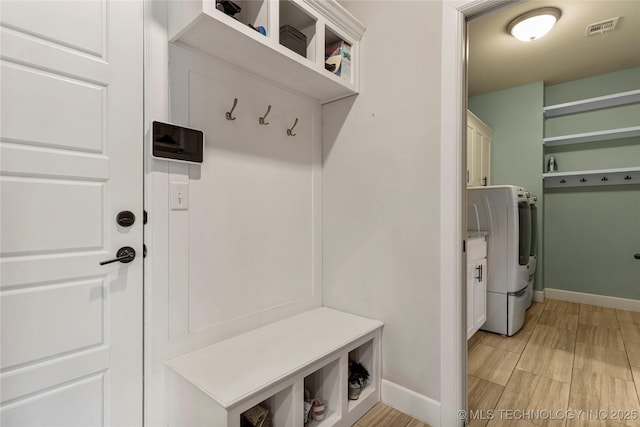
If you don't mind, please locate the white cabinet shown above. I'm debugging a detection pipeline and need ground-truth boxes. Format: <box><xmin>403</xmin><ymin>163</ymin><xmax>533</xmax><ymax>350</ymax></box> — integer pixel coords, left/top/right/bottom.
<box><xmin>167</xmin><ymin>0</ymin><xmax>365</xmax><ymax>104</ymax></box>
<box><xmin>467</xmin><ymin>236</ymin><xmax>487</xmax><ymax>339</ymax></box>
<box><xmin>467</xmin><ymin>111</ymin><xmax>492</xmax><ymax>187</ymax></box>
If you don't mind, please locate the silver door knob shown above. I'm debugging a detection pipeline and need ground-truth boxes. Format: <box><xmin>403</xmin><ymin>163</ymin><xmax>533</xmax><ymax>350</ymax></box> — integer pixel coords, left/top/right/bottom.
<box><xmin>100</xmin><ymin>247</ymin><xmax>136</xmax><ymax>265</ymax></box>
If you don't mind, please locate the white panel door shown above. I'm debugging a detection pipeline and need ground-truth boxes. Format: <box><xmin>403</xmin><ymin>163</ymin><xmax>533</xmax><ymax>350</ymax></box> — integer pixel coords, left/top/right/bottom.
<box><xmin>0</xmin><ymin>1</ymin><xmax>143</xmax><ymax>425</ymax></box>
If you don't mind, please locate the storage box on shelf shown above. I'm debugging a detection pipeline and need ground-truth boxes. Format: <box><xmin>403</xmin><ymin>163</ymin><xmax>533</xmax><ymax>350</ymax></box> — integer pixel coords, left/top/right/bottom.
<box><xmin>542</xmin><ymin>89</ymin><xmax>640</xmax><ymax>188</ymax></box>
<box><xmin>279</xmin><ymin>0</ymin><xmax>315</xmax><ymax>59</ymax></box>
<box><xmin>168</xmin><ymin>0</ymin><xmax>365</xmax><ymax>104</ymax></box>
<box><xmin>166</xmin><ymin>308</ymin><xmax>382</xmax><ymax>427</ymax></box>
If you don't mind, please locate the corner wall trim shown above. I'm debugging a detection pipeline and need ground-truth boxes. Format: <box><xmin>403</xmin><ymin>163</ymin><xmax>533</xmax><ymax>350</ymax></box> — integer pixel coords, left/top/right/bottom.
<box><xmin>381</xmin><ymin>379</ymin><xmax>441</xmax><ymax>427</ymax></box>
<box><xmin>533</xmin><ymin>290</ymin><xmax>544</xmax><ymax>303</ymax></box>
<box><xmin>544</xmin><ymin>288</ymin><xmax>640</xmax><ymax>312</ymax></box>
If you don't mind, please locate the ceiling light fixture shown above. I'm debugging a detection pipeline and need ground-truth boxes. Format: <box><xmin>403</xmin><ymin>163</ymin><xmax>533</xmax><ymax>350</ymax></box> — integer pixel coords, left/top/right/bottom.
<box><xmin>507</xmin><ymin>7</ymin><xmax>562</xmax><ymax>42</ymax></box>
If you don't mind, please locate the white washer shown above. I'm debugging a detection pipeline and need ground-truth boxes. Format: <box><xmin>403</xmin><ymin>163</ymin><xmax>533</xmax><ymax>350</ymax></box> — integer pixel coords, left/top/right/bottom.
<box><xmin>468</xmin><ymin>185</ymin><xmax>531</xmax><ymax>336</ymax></box>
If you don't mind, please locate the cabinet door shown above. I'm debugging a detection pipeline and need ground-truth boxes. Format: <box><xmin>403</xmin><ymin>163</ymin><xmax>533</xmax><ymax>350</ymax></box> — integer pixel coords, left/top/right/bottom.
<box><xmin>467</xmin><ymin>111</ymin><xmax>492</xmax><ymax>187</ymax></box>
<box><xmin>474</xmin><ymin>259</ymin><xmax>487</xmax><ymax>329</ymax></box>
<box><xmin>479</xmin><ymin>133</ymin><xmax>491</xmax><ymax>186</ymax></box>
<box><xmin>467</xmin><ymin>262</ymin><xmax>475</xmax><ymax>338</ymax></box>
<box><xmin>466</xmin><ymin>124</ymin><xmax>474</xmax><ymax>185</ymax></box>
<box><xmin>470</xmin><ymin>129</ymin><xmax>483</xmax><ymax>186</ymax></box>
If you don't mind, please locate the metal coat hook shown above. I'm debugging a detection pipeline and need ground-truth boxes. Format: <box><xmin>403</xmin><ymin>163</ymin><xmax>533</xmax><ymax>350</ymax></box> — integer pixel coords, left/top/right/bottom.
<box><xmin>287</xmin><ymin>118</ymin><xmax>299</xmax><ymax>136</ymax></box>
<box><xmin>259</xmin><ymin>105</ymin><xmax>271</xmax><ymax>125</ymax></box>
<box><xmin>226</xmin><ymin>98</ymin><xmax>238</xmax><ymax>121</ymax></box>
<box><xmin>625</xmin><ymin>175</ymin><xmax>633</xmax><ymax>180</ymax></box>
<box><xmin>601</xmin><ymin>177</ymin><xmax>609</xmax><ymax>181</ymax></box>
<box><xmin>580</xmin><ymin>178</ymin><xmax>587</xmax><ymax>183</ymax></box>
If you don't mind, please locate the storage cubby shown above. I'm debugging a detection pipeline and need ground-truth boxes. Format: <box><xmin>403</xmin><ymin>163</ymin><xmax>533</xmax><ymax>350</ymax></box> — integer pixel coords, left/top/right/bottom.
<box><xmin>168</xmin><ymin>0</ymin><xmax>364</xmax><ymax>103</ymax></box>
<box><xmin>241</xmin><ymin>386</ymin><xmax>294</xmax><ymax>427</ymax></box>
<box><xmin>347</xmin><ymin>339</ymin><xmax>375</xmax><ymax>412</ymax></box>
<box><xmin>279</xmin><ymin>0</ymin><xmax>316</xmax><ymax>60</ymax></box>
<box><xmin>324</xmin><ymin>26</ymin><xmax>352</xmax><ymax>83</ymax></box>
<box><xmin>215</xmin><ymin>0</ymin><xmax>269</xmax><ymax>35</ymax></box>
<box><xmin>304</xmin><ymin>358</ymin><xmax>341</xmax><ymax>426</ymax></box>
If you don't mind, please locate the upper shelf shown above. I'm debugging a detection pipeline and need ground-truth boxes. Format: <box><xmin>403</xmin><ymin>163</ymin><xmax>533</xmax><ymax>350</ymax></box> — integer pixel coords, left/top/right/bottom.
<box><xmin>543</xmin><ymin>89</ymin><xmax>640</xmax><ymax>118</ymax></box>
<box><xmin>168</xmin><ymin>0</ymin><xmax>365</xmax><ymax>104</ymax></box>
<box><xmin>543</xmin><ymin>126</ymin><xmax>640</xmax><ymax>147</ymax></box>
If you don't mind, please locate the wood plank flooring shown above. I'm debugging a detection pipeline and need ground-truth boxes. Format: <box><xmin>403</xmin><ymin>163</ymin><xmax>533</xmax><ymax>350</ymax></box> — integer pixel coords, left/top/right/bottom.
<box><xmin>355</xmin><ymin>299</ymin><xmax>640</xmax><ymax>427</ymax></box>
<box><xmin>354</xmin><ymin>403</ymin><xmax>431</xmax><ymax>427</ymax></box>
<box><xmin>468</xmin><ymin>299</ymin><xmax>640</xmax><ymax>427</ymax></box>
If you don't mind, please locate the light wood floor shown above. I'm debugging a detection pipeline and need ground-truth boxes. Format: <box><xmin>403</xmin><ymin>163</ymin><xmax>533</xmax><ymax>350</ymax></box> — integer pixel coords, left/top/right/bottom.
<box><xmin>468</xmin><ymin>299</ymin><xmax>640</xmax><ymax>426</ymax></box>
<box><xmin>354</xmin><ymin>403</ymin><xmax>431</xmax><ymax>427</ymax></box>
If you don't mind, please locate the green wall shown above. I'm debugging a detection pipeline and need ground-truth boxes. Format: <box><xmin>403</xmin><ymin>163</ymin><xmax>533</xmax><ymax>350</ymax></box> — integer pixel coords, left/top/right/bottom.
<box><xmin>543</xmin><ymin>67</ymin><xmax>640</xmax><ymax>300</ymax></box>
<box><xmin>469</xmin><ymin>67</ymin><xmax>640</xmax><ymax>299</ymax></box>
<box><xmin>469</xmin><ymin>81</ymin><xmax>544</xmax><ymax>290</ymax></box>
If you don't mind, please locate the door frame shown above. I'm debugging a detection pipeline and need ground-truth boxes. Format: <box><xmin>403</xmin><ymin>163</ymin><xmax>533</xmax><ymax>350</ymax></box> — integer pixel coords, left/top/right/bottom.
<box><xmin>439</xmin><ymin>1</ymin><xmax>512</xmax><ymax>425</ymax></box>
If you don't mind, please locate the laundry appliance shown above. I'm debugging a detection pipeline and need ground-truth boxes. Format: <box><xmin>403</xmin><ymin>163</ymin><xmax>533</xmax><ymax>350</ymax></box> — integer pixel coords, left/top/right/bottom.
<box><xmin>467</xmin><ymin>185</ymin><xmax>531</xmax><ymax>336</ymax></box>
<box><xmin>526</xmin><ymin>193</ymin><xmax>538</xmax><ymax>309</ymax></box>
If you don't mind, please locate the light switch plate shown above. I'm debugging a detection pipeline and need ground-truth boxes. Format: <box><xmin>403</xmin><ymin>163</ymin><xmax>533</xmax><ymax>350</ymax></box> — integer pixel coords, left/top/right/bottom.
<box><xmin>170</xmin><ymin>182</ymin><xmax>189</xmax><ymax>210</ymax></box>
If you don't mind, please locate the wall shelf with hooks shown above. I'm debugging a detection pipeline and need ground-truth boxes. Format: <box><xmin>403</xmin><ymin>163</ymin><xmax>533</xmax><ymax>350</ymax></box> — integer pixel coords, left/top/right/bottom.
<box><xmin>543</xmin><ymin>89</ymin><xmax>640</xmax><ymax>118</ymax></box>
<box><xmin>542</xmin><ymin>87</ymin><xmax>640</xmax><ymax>189</ymax></box>
<box><xmin>543</xmin><ymin>167</ymin><xmax>640</xmax><ymax>188</ymax></box>
<box><xmin>168</xmin><ymin>0</ymin><xmax>365</xmax><ymax>104</ymax></box>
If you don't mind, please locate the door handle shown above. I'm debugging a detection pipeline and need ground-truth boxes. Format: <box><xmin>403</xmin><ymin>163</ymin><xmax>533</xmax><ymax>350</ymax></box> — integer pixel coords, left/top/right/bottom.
<box><xmin>635</xmin><ymin>254</ymin><xmax>640</xmax><ymax>260</ymax></box>
<box><xmin>100</xmin><ymin>246</ymin><xmax>136</xmax><ymax>265</ymax></box>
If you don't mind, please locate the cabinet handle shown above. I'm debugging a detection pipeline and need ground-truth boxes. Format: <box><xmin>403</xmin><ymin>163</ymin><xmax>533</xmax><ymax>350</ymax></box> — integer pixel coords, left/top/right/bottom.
<box><xmin>475</xmin><ymin>265</ymin><xmax>483</xmax><ymax>281</ymax></box>
<box><xmin>467</xmin><ymin>170</ymin><xmax>470</xmax><ymax>183</ymax></box>
<box><xmin>482</xmin><ymin>177</ymin><xmax>487</xmax><ymax>186</ymax></box>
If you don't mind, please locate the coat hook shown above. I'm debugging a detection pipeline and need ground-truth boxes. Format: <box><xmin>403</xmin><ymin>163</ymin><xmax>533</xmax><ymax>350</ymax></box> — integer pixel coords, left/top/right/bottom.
<box><xmin>287</xmin><ymin>118</ymin><xmax>299</xmax><ymax>136</ymax></box>
<box><xmin>560</xmin><ymin>179</ymin><xmax>566</xmax><ymax>183</ymax></box>
<box><xmin>580</xmin><ymin>178</ymin><xmax>587</xmax><ymax>183</ymax></box>
<box><xmin>226</xmin><ymin>98</ymin><xmax>238</xmax><ymax>121</ymax></box>
<box><xmin>259</xmin><ymin>105</ymin><xmax>271</xmax><ymax>125</ymax></box>
<box><xmin>601</xmin><ymin>177</ymin><xmax>608</xmax><ymax>181</ymax></box>
<box><xmin>625</xmin><ymin>175</ymin><xmax>632</xmax><ymax>180</ymax></box>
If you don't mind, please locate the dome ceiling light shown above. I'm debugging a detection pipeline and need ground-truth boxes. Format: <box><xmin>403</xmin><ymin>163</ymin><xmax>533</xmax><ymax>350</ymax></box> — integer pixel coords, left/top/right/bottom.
<box><xmin>507</xmin><ymin>7</ymin><xmax>562</xmax><ymax>42</ymax></box>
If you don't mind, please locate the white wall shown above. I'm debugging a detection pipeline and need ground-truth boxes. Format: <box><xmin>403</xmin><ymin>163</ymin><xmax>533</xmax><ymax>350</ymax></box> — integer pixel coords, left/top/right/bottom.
<box><xmin>322</xmin><ymin>1</ymin><xmax>443</xmax><ymax>422</ymax></box>
<box><xmin>144</xmin><ymin>3</ymin><xmax>323</xmax><ymax>424</ymax></box>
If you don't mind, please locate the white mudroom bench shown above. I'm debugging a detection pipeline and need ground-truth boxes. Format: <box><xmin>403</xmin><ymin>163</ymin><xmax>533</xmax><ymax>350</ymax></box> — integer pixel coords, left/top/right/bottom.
<box><xmin>166</xmin><ymin>307</ymin><xmax>383</xmax><ymax>427</ymax></box>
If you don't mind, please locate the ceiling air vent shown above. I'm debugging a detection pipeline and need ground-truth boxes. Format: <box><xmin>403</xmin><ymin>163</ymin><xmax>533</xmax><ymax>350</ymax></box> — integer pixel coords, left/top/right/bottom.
<box><xmin>585</xmin><ymin>17</ymin><xmax>619</xmax><ymax>36</ymax></box>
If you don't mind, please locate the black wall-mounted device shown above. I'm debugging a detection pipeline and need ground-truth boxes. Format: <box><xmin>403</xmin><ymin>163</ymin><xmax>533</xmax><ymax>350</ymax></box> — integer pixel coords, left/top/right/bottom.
<box><xmin>152</xmin><ymin>121</ymin><xmax>204</xmax><ymax>163</ymax></box>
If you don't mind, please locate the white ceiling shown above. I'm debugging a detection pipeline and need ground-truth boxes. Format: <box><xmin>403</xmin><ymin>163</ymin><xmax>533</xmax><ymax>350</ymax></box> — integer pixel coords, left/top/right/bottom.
<box><xmin>467</xmin><ymin>0</ymin><xmax>640</xmax><ymax>96</ymax></box>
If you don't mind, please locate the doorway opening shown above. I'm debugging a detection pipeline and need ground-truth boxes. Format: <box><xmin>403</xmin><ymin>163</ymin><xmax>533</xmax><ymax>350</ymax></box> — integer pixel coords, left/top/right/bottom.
<box><xmin>464</xmin><ymin>1</ymin><xmax>640</xmax><ymax>424</ymax></box>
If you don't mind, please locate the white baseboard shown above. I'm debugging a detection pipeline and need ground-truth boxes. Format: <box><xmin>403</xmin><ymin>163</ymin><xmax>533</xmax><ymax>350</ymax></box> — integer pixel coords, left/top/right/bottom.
<box><xmin>544</xmin><ymin>288</ymin><xmax>640</xmax><ymax>312</ymax></box>
<box><xmin>381</xmin><ymin>379</ymin><xmax>440</xmax><ymax>427</ymax></box>
<box><xmin>533</xmin><ymin>290</ymin><xmax>544</xmax><ymax>303</ymax></box>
